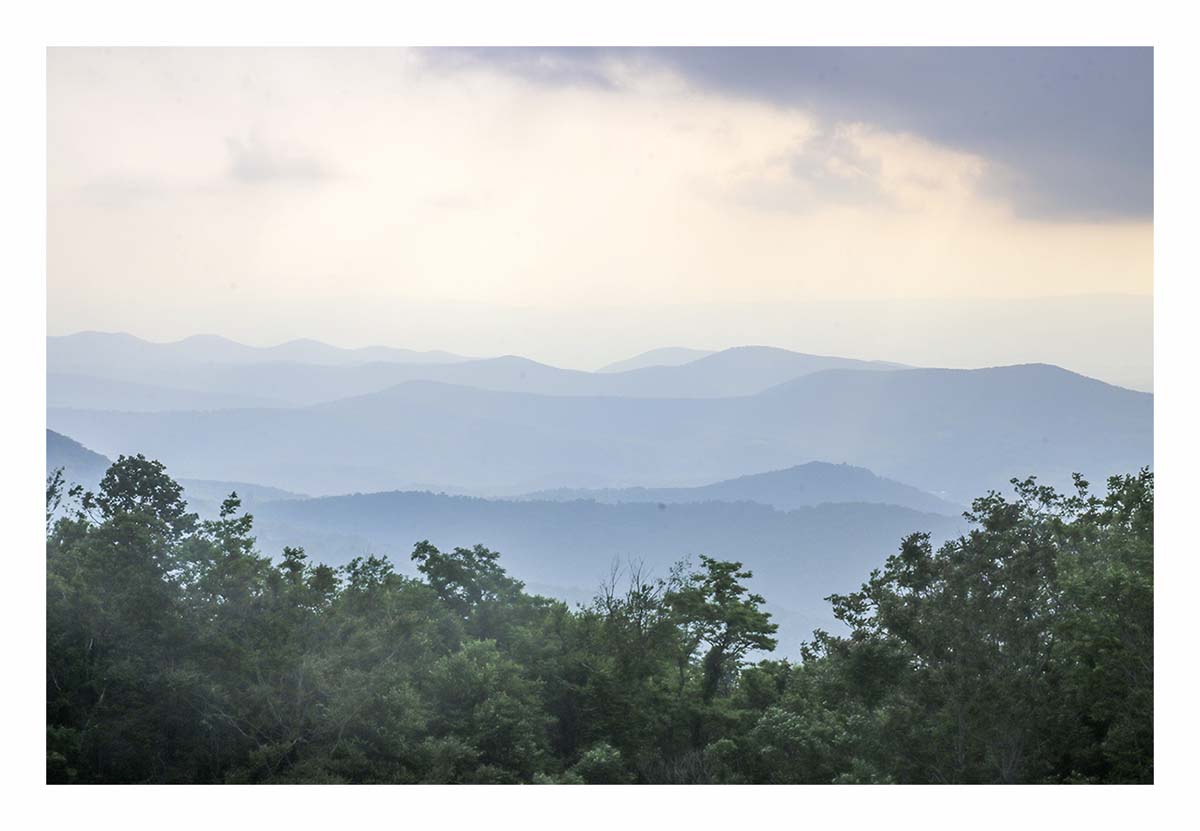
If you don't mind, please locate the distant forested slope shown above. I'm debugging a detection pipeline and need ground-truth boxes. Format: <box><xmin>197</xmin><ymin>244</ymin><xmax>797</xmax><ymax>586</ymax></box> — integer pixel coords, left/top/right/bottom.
<box><xmin>250</xmin><ymin>489</ymin><xmax>965</xmax><ymax>646</ymax></box>
<box><xmin>518</xmin><ymin>461</ymin><xmax>962</xmax><ymax>514</ymax></box>
<box><xmin>49</xmin><ymin>364</ymin><xmax>1152</xmax><ymax>502</ymax></box>
<box><xmin>46</xmin><ymin>429</ymin><xmax>110</xmax><ymax>488</ymax></box>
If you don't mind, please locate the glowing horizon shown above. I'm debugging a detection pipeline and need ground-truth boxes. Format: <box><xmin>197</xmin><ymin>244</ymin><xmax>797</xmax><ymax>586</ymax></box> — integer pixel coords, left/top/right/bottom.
<box><xmin>47</xmin><ymin>48</ymin><xmax>1152</xmax><ymax>386</ymax></box>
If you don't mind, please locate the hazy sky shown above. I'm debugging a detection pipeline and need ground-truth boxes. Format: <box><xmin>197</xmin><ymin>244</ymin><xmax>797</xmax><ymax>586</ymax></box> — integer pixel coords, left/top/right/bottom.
<box><xmin>47</xmin><ymin>48</ymin><xmax>1153</xmax><ymax>384</ymax></box>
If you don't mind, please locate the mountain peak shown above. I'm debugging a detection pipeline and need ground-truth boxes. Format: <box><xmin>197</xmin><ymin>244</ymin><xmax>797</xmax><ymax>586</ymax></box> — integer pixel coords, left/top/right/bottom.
<box><xmin>596</xmin><ymin>347</ymin><xmax>715</xmax><ymax>373</ymax></box>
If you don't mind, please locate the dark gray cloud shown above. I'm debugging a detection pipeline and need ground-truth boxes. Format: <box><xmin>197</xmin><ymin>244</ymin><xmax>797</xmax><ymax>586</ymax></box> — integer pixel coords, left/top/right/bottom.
<box><xmin>446</xmin><ymin>47</ymin><xmax>1152</xmax><ymax>220</ymax></box>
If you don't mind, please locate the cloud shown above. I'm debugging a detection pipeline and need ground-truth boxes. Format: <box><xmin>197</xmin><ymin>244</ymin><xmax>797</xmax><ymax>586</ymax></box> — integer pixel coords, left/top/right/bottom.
<box><xmin>452</xmin><ymin>47</ymin><xmax>1152</xmax><ymax>221</ymax></box>
<box><xmin>225</xmin><ymin>136</ymin><xmax>331</xmax><ymax>184</ymax></box>
<box><xmin>74</xmin><ymin>175</ymin><xmax>172</xmax><ymax>207</ymax></box>
<box><xmin>420</xmin><ymin>47</ymin><xmax>619</xmax><ymax>92</ymax></box>
<box><xmin>47</xmin><ymin>47</ymin><xmax>1151</xmax><ymax>354</ymax></box>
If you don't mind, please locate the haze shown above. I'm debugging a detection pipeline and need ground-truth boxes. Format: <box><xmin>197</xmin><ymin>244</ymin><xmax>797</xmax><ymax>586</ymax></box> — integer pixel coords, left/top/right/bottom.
<box><xmin>48</xmin><ymin>48</ymin><xmax>1152</xmax><ymax>389</ymax></box>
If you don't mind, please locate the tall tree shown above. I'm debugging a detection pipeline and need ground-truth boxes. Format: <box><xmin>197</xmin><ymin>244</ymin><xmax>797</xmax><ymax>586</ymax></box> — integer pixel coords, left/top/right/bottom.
<box><xmin>666</xmin><ymin>557</ymin><xmax>778</xmax><ymax>704</ymax></box>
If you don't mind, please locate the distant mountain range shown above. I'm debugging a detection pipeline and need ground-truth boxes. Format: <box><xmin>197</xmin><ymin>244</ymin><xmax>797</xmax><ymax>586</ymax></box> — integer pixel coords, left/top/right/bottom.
<box><xmin>48</xmin><ymin>332</ymin><xmax>469</xmax><ymax>374</ymax></box>
<box><xmin>518</xmin><ymin>461</ymin><xmax>962</xmax><ymax>515</ymax></box>
<box><xmin>47</xmin><ymin>429</ymin><xmax>305</xmax><ymax>516</ymax></box>
<box><xmin>44</xmin><ymin>330</ymin><xmax>1154</xmax><ymax>654</ymax></box>
<box><xmin>48</xmin><ymin>372</ymin><xmax>285</xmax><ymax>412</ymax></box>
<box><xmin>45</xmin><ymin>427</ymin><xmax>970</xmax><ymax>649</ymax></box>
<box><xmin>48</xmin><ymin>335</ymin><xmax>906</xmax><ymax>408</ymax></box>
<box><xmin>46</xmin><ymin>432</ymin><xmax>958</xmax><ymax>516</ymax></box>
<box><xmin>596</xmin><ymin>347</ymin><xmax>716</xmax><ymax>373</ymax></box>
<box><xmin>48</xmin><ymin>363</ymin><xmax>1152</xmax><ymax>503</ymax></box>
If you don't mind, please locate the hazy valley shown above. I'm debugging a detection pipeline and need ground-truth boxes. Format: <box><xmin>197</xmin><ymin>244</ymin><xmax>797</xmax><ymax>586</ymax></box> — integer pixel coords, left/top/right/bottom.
<box><xmin>46</xmin><ymin>332</ymin><xmax>1153</xmax><ymax>653</ymax></box>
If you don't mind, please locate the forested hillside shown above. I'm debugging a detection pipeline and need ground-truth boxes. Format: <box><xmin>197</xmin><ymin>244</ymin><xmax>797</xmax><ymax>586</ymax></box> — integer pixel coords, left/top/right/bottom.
<box><xmin>48</xmin><ymin>430</ymin><xmax>305</xmax><ymax>517</ymax></box>
<box><xmin>45</xmin><ymin>430</ymin><xmax>109</xmax><ymax>486</ymax></box>
<box><xmin>518</xmin><ymin>461</ymin><xmax>962</xmax><ymax>514</ymax></box>
<box><xmin>46</xmin><ymin>455</ymin><xmax>1152</xmax><ymax>784</ymax></box>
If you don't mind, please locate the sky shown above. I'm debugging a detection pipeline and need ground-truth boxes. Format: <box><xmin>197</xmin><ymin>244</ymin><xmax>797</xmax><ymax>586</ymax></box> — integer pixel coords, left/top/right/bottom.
<box><xmin>47</xmin><ymin>48</ymin><xmax>1153</xmax><ymax>387</ymax></box>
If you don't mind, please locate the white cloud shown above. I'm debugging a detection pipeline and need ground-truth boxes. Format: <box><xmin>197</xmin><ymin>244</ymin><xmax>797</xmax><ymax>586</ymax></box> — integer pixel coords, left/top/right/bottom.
<box><xmin>225</xmin><ymin>136</ymin><xmax>331</xmax><ymax>183</ymax></box>
<box><xmin>48</xmin><ymin>48</ymin><xmax>1152</xmax><ymax>343</ymax></box>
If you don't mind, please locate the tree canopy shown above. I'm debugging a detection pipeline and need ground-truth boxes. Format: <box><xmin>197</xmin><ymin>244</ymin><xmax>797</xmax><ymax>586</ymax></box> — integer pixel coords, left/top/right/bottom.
<box><xmin>46</xmin><ymin>457</ymin><xmax>1152</xmax><ymax>784</ymax></box>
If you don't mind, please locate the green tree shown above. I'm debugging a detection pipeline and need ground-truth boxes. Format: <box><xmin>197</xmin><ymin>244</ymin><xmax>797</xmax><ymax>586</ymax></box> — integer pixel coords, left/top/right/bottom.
<box><xmin>422</xmin><ymin>639</ymin><xmax>550</xmax><ymax>782</ymax></box>
<box><xmin>46</xmin><ymin>452</ymin><xmax>1151</xmax><ymax>784</ymax></box>
<box><xmin>666</xmin><ymin>556</ymin><xmax>778</xmax><ymax>704</ymax></box>
<box><xmin>95</xmin><ymin>454</ymin><xmax>197</xmax><ymax>540</ymax></box>
<box><xmin>809</xmin><ymin>471</ymin><xmax>1153</xmax><ymax>783</ymax></box>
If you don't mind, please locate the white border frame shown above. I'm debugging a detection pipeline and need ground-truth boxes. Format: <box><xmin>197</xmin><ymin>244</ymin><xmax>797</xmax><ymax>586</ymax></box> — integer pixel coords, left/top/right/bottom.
<box><xmin>5</xmin><ymin>2</ymin><xmax>1195</xmax><ymax>827</ymax></box>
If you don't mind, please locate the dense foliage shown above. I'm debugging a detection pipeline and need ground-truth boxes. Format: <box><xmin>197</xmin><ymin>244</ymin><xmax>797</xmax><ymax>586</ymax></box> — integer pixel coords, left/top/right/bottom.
<box><xmin>46</xmin><ymin>457</ymin><xmax>1152</xmax><ymax>784</ymax></box>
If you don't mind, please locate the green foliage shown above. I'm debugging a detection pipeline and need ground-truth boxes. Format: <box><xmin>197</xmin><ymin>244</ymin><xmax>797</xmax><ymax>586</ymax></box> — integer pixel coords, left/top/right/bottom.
<box><xmin>770</xmin><ymin>470</ymin><xmax>1155</xmax><ymax>784</ymax></box>
<box><xmin>46</xmin><ymin>456</ymin><xmax>1152</xmax><ymax>783</ymax></box>
<box><xmin>95</xmin><ymin>454</ymin><xmax>198</xmax><ymax>539</ymax></box>
<box><xmin>666</xmin><ymin>556</ymin><xmax>778</xmax><ymax>704</ymax></box>
<box><xmin>569</xmin><ymin>741</ymin><xmax>633</xmax><ymax>784</ymax></box>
